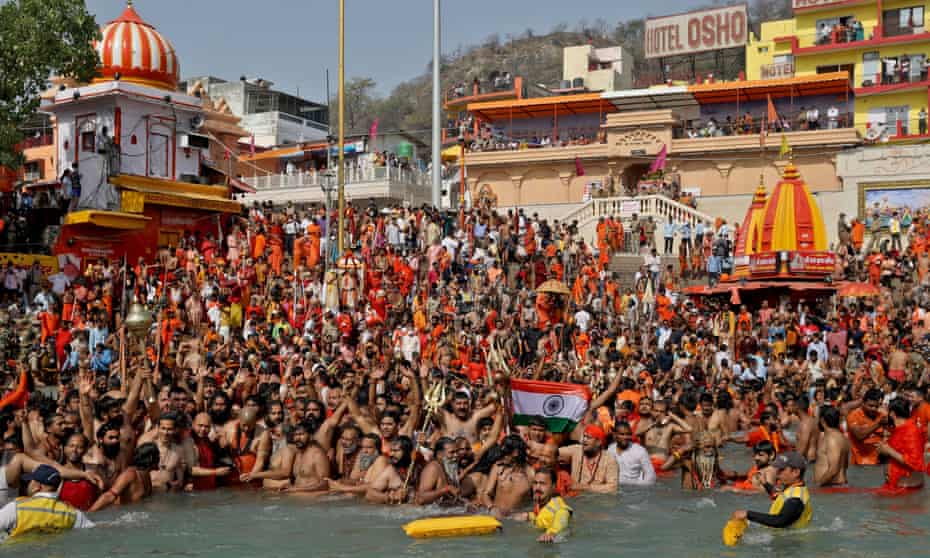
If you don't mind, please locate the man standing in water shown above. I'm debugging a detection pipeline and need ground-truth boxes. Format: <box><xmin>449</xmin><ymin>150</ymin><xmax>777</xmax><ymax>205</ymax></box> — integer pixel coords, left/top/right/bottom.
<box><xmin>557</xmin><ymin>424</ymin><xmax>618</xmax><ymax>493</ymax></box>
<box><xmin>608</xmin><ymin>421</ymin><xmax>656</xmax><ymax>486</ymax></box>
<box><xmin>89</xmin><ymin>442</ymin><xmax>160</xmax><ymax>511</ymax></box>
<box><xmin>366</xmin><ymin>435</ymin><xmax>414</xmax><ymax>504</ymax></box>
<box><xmin>0</xmin><ymin>465</ymin><xmax>94</xmax><ymax>538</ymax></box>
<box><xmin>438</xmin><ymin>390</ymin><xmax>498</xmax><ymax>443</ymax></box>
<box><xmin>511</xmin><ymin>468</ymin><xmax>572</xmax><ymax>543</ymax></box>
<box><xmin>480</xmin><ymin>434</ymin><xmax>533</xmax><ymax>515</ymax></box>
<box><xmin>137</xmin><ymin>412</ymin><xmax>184</xmax><ymax>491</ymax></box>
<box><xmin>329</xmin><ymin>433</ymin><xmax>388</xmax><ymax>495</ymax></box>
<box><xmin>731</xmin><ymin>451</ymin><xmax>812</xmax><ymax>529</ymax></box>
<box><xmin>416</xmin><ymin>437</ymin><xmax>460</xmax><ymax>505</ymax></box>
<box><xmin>814</xmin><ymin>407</ymin><xmax>849</xmax><ymax>487</ymax></box>
<box><xmin>288</xmin><ymin>421</ymin><xmax>330</xmax><ymax>492</ymax></box>
<box><xmin>877</xmin><ymin>398</ymin><xmax>925</xmax><ymax>490</ymax></box>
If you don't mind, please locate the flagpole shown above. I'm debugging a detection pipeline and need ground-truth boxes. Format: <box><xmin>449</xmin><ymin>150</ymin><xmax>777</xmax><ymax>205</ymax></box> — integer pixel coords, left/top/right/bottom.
<box><xmin>336</xmin><ymin>0</ymin><xmax>346</xmax><ymax>257</ymax></box>
<box><xmin>431</xmin><ymin>0</ymin><xmax>442</xmax><ymax>209</ymax></box>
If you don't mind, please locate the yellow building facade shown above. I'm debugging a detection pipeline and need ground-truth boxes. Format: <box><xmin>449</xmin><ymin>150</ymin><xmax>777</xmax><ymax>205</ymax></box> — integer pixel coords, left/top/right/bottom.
<box><xmin>748</xmin><ymin>0</ymin><xmax>930</xmax><ymax>138</ymax></box>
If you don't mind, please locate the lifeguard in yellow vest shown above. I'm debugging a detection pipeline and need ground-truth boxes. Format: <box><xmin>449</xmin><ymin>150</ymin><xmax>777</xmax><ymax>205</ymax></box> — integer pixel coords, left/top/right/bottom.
<box><xmin>730</xmin><ymin>451</ymin><xmax>812</xmax><ymax>530</ymax></box>
<box><xmin>512</xmin><ymin>468</ymin><xmax>573</xmax><ymax>543</ymax></box>
<box><xmin>0</xmin><ymin>465</ymin><xmax>94</xmax><ymax>539</ymax></box>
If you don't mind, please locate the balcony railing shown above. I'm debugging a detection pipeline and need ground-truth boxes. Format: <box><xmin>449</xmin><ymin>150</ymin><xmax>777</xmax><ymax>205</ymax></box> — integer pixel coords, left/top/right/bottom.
<box><xmin>243</xmin><ymin>165</ymin><xmax>429</xmax><ymax>190</ymax></box>
<box><xmin>465</xmin><ymin>128</ymin><xmax>606</xmax><ymax>153</ymax></box>
<box><xmin>675</xmin><ymin>110</ymin><xmax>854</xmax><ymax>139</ymax></box>
<box><xmin>19</xmin><ymin>134</ymin><xmax>53</xmax><ymax>150</ymax></box>
<box><xmin>859</xmin><ymin>69</ymin><xmax>928</xmax><ymax>89</ymax></box>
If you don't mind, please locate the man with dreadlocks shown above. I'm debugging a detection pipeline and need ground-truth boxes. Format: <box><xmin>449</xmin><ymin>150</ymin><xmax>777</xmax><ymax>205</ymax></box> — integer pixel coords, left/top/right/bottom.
<box><xmin>661</xmin><ymin>431</ymin><xmax>735</xmax><ymax>490</ymax></box>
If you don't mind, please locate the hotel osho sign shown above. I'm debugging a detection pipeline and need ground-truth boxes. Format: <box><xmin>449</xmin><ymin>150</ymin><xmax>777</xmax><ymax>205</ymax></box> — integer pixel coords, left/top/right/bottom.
<box><xmin>645</xmin><ymin>4</ymin><xmax>748</xmax><ymax>59</ymax></box>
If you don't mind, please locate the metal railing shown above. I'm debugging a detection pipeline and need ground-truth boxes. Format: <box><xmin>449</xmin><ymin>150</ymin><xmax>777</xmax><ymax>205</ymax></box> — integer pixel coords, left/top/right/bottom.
<box><xmin>244</xmin><ymin>166</ymin><xmax>429</xmax><ymax>190</ymax></box>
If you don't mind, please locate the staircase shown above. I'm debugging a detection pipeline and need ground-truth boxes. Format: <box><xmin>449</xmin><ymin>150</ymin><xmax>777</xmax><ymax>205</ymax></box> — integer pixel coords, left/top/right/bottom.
<box><xmin>560</xmin><ymin>194</ymin><xmax>715</xmax><ymax>248</ymax></box>
<box><xmin>556</xmin><ymin>194</ymin><xmax>713</xmax><ymax>287</ymax></box>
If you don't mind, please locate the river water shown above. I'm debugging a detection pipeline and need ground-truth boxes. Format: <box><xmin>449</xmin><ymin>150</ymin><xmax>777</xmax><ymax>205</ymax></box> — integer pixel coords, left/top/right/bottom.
<box><xmin>4</xmin><ymin>449</ymin><xmax>927</xmax><ymax>558</ymax></box>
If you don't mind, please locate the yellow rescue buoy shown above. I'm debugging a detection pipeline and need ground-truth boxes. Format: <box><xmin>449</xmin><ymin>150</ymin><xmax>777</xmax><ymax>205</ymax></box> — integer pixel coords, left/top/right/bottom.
<box><xmin>403</xmin><ymin>515</ymin><xmax>503</xmax><ymax>538</ymax></box>
<box><xmin>722</xmin><ymin>517</ymin><xmax>748</xmax><ymax>546</ymax></box>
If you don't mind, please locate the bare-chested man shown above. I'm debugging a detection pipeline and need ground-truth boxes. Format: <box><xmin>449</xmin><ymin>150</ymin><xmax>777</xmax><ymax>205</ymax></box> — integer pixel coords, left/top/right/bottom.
<box><xmin>89</xmin><ymin>442</ymin><xmax>160</xmax><ymax>511</ymax></box>
<box><xmin>416</xmin><ymin>437</ymin><xmax>461</xmax><ymax>505</ymax></box>
<box><xmin>792</xmin><ymin>395</ymin><xmax>819</xmax><ymax>464</ymax></box>
<box><xmin>814</xmin><ymin>406</ymin><xmax>849</xmax><ymax>486</ymax></box>
<box><xmin>288</xmin><ymin>421</ymin><xmax>330</xmax><ymax>493</ymax></box>
<box><xmin>438</xmin><ymin>390</ymin><xmax>497</xmax><ymax>444</ymax></box>
<box><xmin>137</xmin><ymin>412</ymin><xmax>184</xmax><ymax>491</ymax></box>
<box><xmin>366</xmin><ymin>435</ymin><xmax>415</xmax><ymax>504</ymax></box>
<box><xmin>329</xmin><ymin>432</ymin><xmax>388</xmax><ymax>495</ymax></box>
<box><xmin>479</xmin><ymin>434</ymin><xmax>533</xmax><ymax>515</ymax></box>
<box><xmin>557</xmin><ymin>424</ymin><xmax>618</xmax><ymax>493</ymax></box>
<box><xmin>636</xmin><ymin>399</ymin><xmax>692</xmax><ymax>461</ymax></box>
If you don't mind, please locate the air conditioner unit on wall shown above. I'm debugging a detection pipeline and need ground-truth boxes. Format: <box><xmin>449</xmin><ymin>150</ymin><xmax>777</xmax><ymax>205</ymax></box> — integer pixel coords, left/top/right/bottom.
<box><xmin>179</xmin><ymin>133</ymin><xmax>210</xmax><ymax>149</ymax></box>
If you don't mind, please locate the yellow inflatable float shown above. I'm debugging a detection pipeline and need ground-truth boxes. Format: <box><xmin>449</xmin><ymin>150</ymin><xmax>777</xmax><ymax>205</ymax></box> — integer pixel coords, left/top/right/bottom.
<box><xmin>403</xmin><ymin>515</ymin><xmax>502</xmax><ymax>538</ymax></box>
<box><xmin>722</xmin><ymin>517</ymin><xmax>748</xmax><ymax>546</ymax></box>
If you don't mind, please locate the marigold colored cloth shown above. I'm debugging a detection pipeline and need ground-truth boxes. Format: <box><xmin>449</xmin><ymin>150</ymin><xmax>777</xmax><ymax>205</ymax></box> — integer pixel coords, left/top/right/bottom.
<box><xmin>884</xmin><ymin>419</ymin><xmax>925</xmax><ymax>489</ymax></box>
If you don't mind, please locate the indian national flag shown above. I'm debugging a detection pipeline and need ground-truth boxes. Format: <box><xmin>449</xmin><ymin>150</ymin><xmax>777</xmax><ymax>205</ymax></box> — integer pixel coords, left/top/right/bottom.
<box><xmin>511</xmin><ymin>379</ymin><xmax>591</xmax><ymax>433</ymax></box>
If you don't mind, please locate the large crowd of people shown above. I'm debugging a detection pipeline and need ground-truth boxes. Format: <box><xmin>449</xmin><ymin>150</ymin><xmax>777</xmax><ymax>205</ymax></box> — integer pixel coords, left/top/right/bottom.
<box><xmin>0</xmin><ymin>197</ymin><xmax>928</xmax><ymax>542</ymax></box>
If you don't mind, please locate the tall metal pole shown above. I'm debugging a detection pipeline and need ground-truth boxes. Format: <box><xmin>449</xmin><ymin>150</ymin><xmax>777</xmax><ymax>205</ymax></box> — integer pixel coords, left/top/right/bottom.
<box><xmin>337</xmin><ymin>0</ymin><xmax>346</xmax><ymax>255</ymax></box>
<box><xmin>431</xmin><ymin>0</ymin><xmax>442</xmax><ymax>208</ymax></box>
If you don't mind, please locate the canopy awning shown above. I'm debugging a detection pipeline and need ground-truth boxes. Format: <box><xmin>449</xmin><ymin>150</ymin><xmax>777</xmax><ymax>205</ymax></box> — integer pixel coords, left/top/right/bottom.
<box><xmin>63</xmin><ymin>210</ymin><xmax>151</xmax><ymax>230</ymax></box>
<box><xmin>687</xmin><ymin>72</ymin><xmax>852</xmax><ymax>104</ymax></box>
<box><xmin>602</xmin><ymin>86</ymin><xmax>698</xmax><ymax>112</ymax></box>
<box><xmin>468</xmin><ymin>93</ymin><xmax>616</xmax><ymax>122</ymax></box>
<box><xmin>684</xmin><ymin>280</ymin><xmax>838</xmax><ymax>296</ymax></box>
<box><xmin>110</xmin><ymin>174</ymin><xmax>242</xmax><ymax>214</ymax></box>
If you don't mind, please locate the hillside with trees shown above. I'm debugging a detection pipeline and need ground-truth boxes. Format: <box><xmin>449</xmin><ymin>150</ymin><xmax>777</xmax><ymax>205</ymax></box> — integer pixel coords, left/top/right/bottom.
<box><xmin>345</xmin><ymin>0</ymin><xmax>791</xmax><ymax>146</ymax></box>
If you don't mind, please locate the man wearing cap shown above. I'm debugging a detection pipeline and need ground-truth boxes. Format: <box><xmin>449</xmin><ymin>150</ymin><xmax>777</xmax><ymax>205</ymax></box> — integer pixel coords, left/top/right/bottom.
<box><xmin>730</xmin><ymin>451</ymin><xmax>812</xmax><ymax>529</ymax></box>
<box><xmin>0</xmin><ymin>464</ymin><xmax>94</xmax><ymax>538</ymax></box>
<box><xmin>557</xmin><ymin>424</ymin><xmax>618</xmax><ymax>493</ymax></box>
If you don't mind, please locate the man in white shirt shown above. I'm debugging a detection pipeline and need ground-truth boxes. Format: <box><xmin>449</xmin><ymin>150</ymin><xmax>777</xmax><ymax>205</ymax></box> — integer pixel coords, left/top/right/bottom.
<box><xmin>607</xmin><ymin>422</ymin><xmax>656</xmax><ymax>486</ymax></box>
<box><xmin>0</xmin><ymin>465</ymin><xmax>94</xmax><ymax>538</ymax></box>
<box><xmin>573</xmin><ymin>306</ymin><xmax>592</xmax><ymax>332</ymax></box>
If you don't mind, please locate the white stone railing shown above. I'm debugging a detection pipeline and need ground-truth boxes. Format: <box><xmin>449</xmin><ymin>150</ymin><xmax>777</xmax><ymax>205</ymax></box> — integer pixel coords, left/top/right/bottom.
<box><xmin>244</xmin><ymin>166</ymin><xmax>429</xmax><ymax>190</ymax></box>
<box><xmin>562</xmin><ymin>194</ymin><xmax>714</xmax><ymax>228</ymax></box>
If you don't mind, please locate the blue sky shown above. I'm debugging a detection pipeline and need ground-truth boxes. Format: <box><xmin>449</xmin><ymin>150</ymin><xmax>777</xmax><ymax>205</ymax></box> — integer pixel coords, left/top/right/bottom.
<box><xmin>86</xmin><ymin>0</ymin><xmax>706</xmax><ymax>101</ymax></box>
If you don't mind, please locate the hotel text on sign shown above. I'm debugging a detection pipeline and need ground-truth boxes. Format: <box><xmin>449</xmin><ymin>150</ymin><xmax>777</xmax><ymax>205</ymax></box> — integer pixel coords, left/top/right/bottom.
<box><xmin>645</xmin><ymin>5</ymin><xmax>748</xmax><ymax>59</ymax></box>
<box><xmin>792</xmin><ymin>0</ymin><xmax>849</xmax><ymax>10</ymax></box>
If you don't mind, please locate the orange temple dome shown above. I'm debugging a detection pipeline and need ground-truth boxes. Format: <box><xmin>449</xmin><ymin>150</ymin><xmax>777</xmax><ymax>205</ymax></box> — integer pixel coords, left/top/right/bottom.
<box><xmin>734</xmin><ymin>179</ymin><xmax>768</xmax><ymax>259</ymax></box>
<box><xmin>93</xmin><ymin>2</ymin><xmax>179</xmax><ymax>91</ymax></box>
<box><xmin>755</xmin><ymin>162</ymin><xmax>827</xmax><ymax>253</ymax></box>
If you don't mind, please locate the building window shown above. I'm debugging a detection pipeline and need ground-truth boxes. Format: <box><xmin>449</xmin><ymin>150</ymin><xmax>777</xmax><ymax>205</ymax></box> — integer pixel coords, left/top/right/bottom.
<box><xmin>862</xmin><ymin>52</ymin><xmax>880</xmax><ymax>86</ymax></box>
<box><xmin>883</xmin><ymin>6</ymin><xmax>925</xmax><ymax>37</ymax></box>
<box><xmin>23</xmin><ymin>161</ymin><xmax>42</xmax><ymax>182</ymax></box>
<box><xmin>757</xmin><ymin>46</ymin><xmax>769</xmax><ymax>54</ymax></box>
<box><xmin>870</xmin><ymin>105</ymin><xmax>911</xmax><ymax>136</ymax></box>
<box><xmin>80</xmin><ymin>131</ymin><xmax>95</xmax><ymax>153</ymax></box>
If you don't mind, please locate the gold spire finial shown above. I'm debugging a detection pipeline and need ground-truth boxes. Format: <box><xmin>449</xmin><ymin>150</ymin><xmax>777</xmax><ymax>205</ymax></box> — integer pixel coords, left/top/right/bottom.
<box><xmin>127</xmin><ymin>0</ymin><xmax>133</xmax><ymax>6</ymax></box>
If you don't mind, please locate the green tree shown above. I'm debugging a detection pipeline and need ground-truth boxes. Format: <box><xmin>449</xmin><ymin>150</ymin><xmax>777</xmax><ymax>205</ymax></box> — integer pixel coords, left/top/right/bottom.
<box><xmin>338</xmin><ymin>76</ymin><xmax>379</xmax><ymax>133</ymax></box>
<box><xmin>0</xmin><ymin>0</ymin><xmax>99</xmax><ymax>170</ymax></box>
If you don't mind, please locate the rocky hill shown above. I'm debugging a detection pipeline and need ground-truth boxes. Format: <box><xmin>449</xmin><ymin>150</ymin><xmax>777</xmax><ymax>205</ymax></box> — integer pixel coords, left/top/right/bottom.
<box><xmin>353</xmin><ymin>0</ymin><xmax>791</xmax><ymax>145</ymax></box>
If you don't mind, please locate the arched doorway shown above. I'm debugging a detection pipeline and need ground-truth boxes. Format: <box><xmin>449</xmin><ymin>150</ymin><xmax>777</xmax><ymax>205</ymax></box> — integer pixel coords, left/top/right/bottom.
<box><xmin>621</xmin><ymin>163</ymin><xmax>651</xmax><ymax>196</ymax></box>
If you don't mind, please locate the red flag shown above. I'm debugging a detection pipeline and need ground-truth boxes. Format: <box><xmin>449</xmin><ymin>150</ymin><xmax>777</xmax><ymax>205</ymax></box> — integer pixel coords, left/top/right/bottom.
<box><xmin>649</xmin><ymin>144</ymin><xmax>667</xmax><ymax>174</ymax></box>
<box><xmin>369</xmin><ymin>118</ymin><xmax>379</xmax><ymax>145</ymax></box>
<box><xmin>574</xmin><ymin>156</ymin><xmax>585</xmax><ymax>177</ymax></box>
